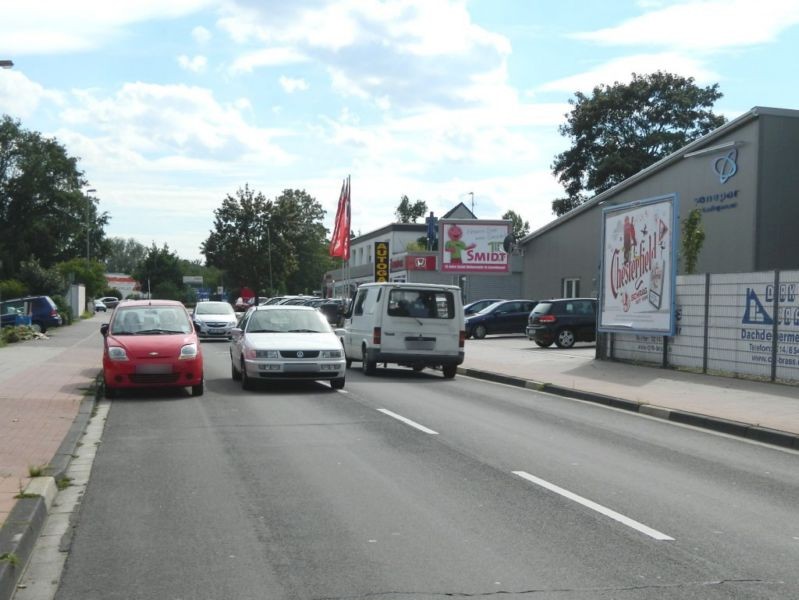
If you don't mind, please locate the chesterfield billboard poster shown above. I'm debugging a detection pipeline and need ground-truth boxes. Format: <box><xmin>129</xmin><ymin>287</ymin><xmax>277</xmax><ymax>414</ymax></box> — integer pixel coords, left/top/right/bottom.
<box><xmin>599</xmin><ymin>194</ymin><xmax>678</xmax><ymax>336</ymax></box>
<box><xmin>439</xmin><ymin>219</ymin><xmax>510</xmax><ymax>274</ymax></box>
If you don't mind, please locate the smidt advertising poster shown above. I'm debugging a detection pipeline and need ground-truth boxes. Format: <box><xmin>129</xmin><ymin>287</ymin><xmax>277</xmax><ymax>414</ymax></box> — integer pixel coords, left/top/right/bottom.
<box><xmin>439</xmin><ymin>220</ymin><xmax>510</xmax><ymax>274</ymax></box>
<box><xmin>599</xmin><ymin>194</ymin><xmax>678</xmax><ymax>335</ymax></box>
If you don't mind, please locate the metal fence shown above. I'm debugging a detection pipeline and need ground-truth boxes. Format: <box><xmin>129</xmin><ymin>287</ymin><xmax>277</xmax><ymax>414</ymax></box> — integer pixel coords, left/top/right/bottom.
<box><xmin>600</xmin><ymin>270</ymin><xmax>799</xmax><ymax>384</ymax></box>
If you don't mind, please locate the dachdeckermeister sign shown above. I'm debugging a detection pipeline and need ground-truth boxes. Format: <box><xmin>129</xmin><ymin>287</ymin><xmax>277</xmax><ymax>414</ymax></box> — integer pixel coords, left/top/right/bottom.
<box><xmin>599</xmin><ymin>194</ymin><xmax>678</xmax><ymax>336</ymax></box>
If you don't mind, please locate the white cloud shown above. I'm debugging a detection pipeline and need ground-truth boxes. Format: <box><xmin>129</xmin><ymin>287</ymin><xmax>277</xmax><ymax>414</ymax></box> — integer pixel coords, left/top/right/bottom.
<box><xmin>0</xmin><ymin>0</ymin><xmax>217</xmax><ymax>54</ymax></box>
<box><xmin>0</xmin><ymin>70</ymin><xmax>64</xmax><ymax>117</ymax></box>
<box><xmin>539</xmin><ymin>53</ymin><xmax>720</xmax><ymax>94</ymax></box>
<box><xmin>59</xmin><ymin>82</ymin><xmax>294</xmax><ymax>172</ymax></box>
<box><xmin>573</xmin><ymin>0</ymin><xmax>799</xmax><ymax>51</ymax></box>
<box><xmin>279</xmin><ymin>76</ymin><xmax>309</xmax><ymax>93</ymax></box>
<box><xmin>178</xmin><ymin>54</ymin><xmax>208</xmax><ymax>73</ymax></box>
<box><xmin>229</xmin><ymin>48</ymin><xmax>309</xmax><ymax>74</ymax></box>
<box><xmin>192</xmin><ymin>25</ymin><xmax>212</xmax><ymax>44</ymax></box>
<box><xmin>221</xmin><ymin>0</ymin><xmax>511</xmax><ymax>112</ymax></box>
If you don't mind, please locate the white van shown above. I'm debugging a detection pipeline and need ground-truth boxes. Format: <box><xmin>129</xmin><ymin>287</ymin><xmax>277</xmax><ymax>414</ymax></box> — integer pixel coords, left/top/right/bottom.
<box><xmin>339</xmin><ymin>282</ymin><xmax>465</xmax><ymax>378</ymax></box>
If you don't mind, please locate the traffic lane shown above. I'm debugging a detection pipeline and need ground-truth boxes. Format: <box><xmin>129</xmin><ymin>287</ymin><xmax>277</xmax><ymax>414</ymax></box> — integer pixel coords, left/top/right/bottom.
<box><xmin>57</xmin><ymin>346</ymin><xmax>753</xmax><ymax>600</ymax></box>
<box><xmin>336</xmin><ymin>366</ymin><xmax>799</xmax><ymax>595</ymax></box>
<box><xmin>169</xmin><ymin>365</ymin><xmax>763</xmax><ymax>599</ymax></box>
<box><xmin>198</xmin><ymin>344</ymin><xmax>794</xmax><ymax>597</ymax></box>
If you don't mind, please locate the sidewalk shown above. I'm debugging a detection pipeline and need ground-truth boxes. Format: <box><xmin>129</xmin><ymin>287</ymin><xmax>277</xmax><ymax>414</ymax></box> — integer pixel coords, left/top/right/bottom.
<box><xmin>0</xmin><ymin>315</ymin><xmax>103</xmax><ymax>528</ymax></box>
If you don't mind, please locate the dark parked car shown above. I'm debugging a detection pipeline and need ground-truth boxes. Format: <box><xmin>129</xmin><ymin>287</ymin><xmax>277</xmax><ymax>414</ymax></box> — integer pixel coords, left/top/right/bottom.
<box><xmin>526</xmin><ymin>298</ymin><xmax>597</xmax><ymax>348</ymax></box>
<box><xmin>464</xmin><ymin>298</ymin><xmax>503</xmax><ymax>316</ymax></box>
<box><xmin>464</xmin><ymin>299</ymin><xmax>537</xmax><ymax>339</ymax></box>
<box><xmin>0</xmin><ymin>295</ymin><xmax>63</xmax><ymax>333</ymax></box>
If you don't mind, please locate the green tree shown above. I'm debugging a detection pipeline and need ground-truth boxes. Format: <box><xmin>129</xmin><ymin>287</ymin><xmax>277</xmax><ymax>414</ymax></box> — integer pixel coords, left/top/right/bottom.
<box><xmin>105</xmin><ymin>237</ymin><xmax>148</xmax><ymax>274</ymax></box>
<box><xmin>502</xmin><ymin>210</ymin><xmax>530</xmax><ymax>241</ymax></box>
<box><xmin>551</xmin><ymin>72</ymin><xmax>726</xmax><ymax>216</ymax></box>
<box><xmin>132</xmin><ymin>243</ymin><xmax>183</xmax><ymax>299</ymax></box>
<box><xmin>681</xmin><ymin>208</ymin><xmax>706</xmax><ymax>274</ymax></box>
<box><xmin>273</xmin><ymin>189</ymin><xmax>333</xmax><ymax>294</ymax></box>
<box><xmin>57</xmin><ymin>258</ymin><xmax>107</xmax><ymax>299</ymax></box>
<box><xmin>0</xmin><ymin>116</ymin><xmax>110</xmax><ymax>278</ymax></box>
<box><xmin>203</xmin><ymin>186</ymin><xmax>333</xmax><ymax>296</ymax></box>
<box><xmin>395</xmin><ymin>195</ymin><xmax>428</xmax><ymax>223</ymax></box>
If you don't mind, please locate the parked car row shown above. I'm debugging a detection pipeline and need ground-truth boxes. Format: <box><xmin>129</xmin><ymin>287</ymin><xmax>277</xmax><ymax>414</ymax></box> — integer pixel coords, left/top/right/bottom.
<box><xmin>463</xmin><ymin>296</ymin><xmax>598</xmax><ymax>349</ymax></box>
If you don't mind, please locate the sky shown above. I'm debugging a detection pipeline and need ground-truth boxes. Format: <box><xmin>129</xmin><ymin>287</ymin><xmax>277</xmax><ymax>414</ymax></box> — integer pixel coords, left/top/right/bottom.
<box><xmin>1</xmin><ymin>0</ymin><xmax>798</xmax><ymax>263</ymax></box>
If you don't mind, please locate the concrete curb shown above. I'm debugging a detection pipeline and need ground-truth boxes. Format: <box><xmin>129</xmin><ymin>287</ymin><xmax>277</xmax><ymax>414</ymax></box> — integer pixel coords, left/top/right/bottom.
<box><xmin>0</xmin><ymin>373</ymin><xmax>101</xmax><ymax>600</ymax></box>
<box><xmin>459</xmin><ymin>367</ymin><xmax>799</xmax><ymax>451</ymax></box>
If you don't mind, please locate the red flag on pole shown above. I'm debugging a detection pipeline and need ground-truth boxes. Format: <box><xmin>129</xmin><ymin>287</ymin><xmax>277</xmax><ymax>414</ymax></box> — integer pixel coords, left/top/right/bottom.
<box><xmin>329</xmin><ymin>176</ymin><xmax>351</xmax><ymax>260</ymax></box>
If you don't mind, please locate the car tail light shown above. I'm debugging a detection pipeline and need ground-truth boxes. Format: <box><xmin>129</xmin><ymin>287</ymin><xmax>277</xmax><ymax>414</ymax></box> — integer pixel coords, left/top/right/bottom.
<box><xmin>459</xmin><ymin>330</ymin><xmax>465</xmax><ymax>348</ymax></box>
<box><xmin>50</xmin><ymin>308</ymin><xmax>59</xmax><ymax>317</ymax></box>
<box><xmin>538</xmin><ymin>314</ymin><xmax>557</xmax><ymax>324</ymax></box>
<box><xmin>373</xmin><ymin>327</ymin><xmax>381</xmax><ymax>345</ymax></box>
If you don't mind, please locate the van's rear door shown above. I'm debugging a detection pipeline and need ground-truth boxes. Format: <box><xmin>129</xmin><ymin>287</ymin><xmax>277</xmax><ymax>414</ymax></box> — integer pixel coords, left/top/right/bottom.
<box><xmin>380</xmin><ymin>287</ymin><xmax>461</xmax><ymax>356</ymax></box>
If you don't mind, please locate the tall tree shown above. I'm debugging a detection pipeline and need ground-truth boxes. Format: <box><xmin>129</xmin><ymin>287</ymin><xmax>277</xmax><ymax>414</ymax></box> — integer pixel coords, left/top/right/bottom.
<box><xmin>105</xmin><ymin>237</ymin><xmax>148</xmax><ymax>274</ymax></box>
<box><xmin>551</xmin><ymin>72</ymin><xmax>726</xmax><ymax>216</ymax></box>
<box><xmin>132</xmin><ymin>243</ymin><xmax>183</xmax><ymax>298</ymax></box>
<box><xmin>202</xmin><ymin>185</ymin><xmax>283</xmax><ymax>298</ymax></box>
<box><xmin>202</xmin><ymin>185</ymin><xmax>330</xmax><ymax>297</ymax></box>
<box><xmin>273</xmin><ymin>189</ymin><xmax>333</xmax><ymax>294</ymax></box>
<box><xmin>502</xmin><ymin>210</ymin><xmax>530</xmax><ymax>241</ymax></box>
<box><xmin>395</xmin><ymin>195</ymin><xmax>428</xmax><ymax>223</ymax></box>
<box><xmin>0</xmin><ymin>115</ymin><xmax>110</xmax><ymax>278</ymax></box>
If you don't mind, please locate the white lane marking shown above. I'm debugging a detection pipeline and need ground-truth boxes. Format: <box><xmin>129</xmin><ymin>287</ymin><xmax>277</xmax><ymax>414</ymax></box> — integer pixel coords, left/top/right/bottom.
<box><xmin>512</xmin><ymin>471</ymin><xmax>674</xmax><ymax>541</ymax></box>
<box><xmin>377</xmin><ymin>409</ymin><xmax>439</xmax><ymax>435</ymax></box>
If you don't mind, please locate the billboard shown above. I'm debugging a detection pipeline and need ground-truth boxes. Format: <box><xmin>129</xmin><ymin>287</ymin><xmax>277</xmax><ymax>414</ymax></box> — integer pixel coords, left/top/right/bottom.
<box><xmin>599</xmin><ymin>194</ymin><xmax>678</xmax><ymax>336</ymax></box>
<box><xmin>439</xmin><ymin>220</ymin><xmax>510</xmax><ymax>274</ymax></box>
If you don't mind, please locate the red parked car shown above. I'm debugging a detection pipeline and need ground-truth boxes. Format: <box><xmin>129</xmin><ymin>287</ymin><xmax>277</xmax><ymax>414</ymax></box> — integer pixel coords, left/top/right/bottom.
<box><xmin>100</xmin><ymin>299</ymin><xmax>204</xmax><ymax>398</ymax></box>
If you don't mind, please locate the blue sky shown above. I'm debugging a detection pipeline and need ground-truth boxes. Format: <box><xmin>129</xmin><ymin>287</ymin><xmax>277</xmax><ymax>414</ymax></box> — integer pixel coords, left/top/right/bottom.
<box><xmin>1</xmin><ymin>0</ymin><xmax>798</xmax><ymax>262</ymax></box>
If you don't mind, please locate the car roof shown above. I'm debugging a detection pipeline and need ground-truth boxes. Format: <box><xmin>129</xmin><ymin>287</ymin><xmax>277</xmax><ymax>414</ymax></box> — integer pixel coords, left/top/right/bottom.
<box><xmin>117</xmin><ymin>299</ymin><xmax>186</xmax><ymax>308</ymax></box>
<box><xmin>250</xmin><ymin>304</ymin><xmax>315</xmax><ymax>311</ymax></box>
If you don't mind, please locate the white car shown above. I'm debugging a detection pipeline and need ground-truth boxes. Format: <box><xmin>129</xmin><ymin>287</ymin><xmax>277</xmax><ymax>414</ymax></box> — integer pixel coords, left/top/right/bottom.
<box><xmin>192</xmin><ymin>301</ymin><xmax>238</xmax><ymax>339</ymax></box>
<box><xmin>230</xmin><ymin>305</ymin><xmax>345</xmax><ymax>390</ymax></box>
<box><xmin>94</xmin><ymin>300</ymin><xmax>107</xmax><ymax>312</ymax></box>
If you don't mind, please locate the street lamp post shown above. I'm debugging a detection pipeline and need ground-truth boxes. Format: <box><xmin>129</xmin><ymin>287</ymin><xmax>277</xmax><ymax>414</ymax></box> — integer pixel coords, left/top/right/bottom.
<box><xmin>85</xmin><ymin>188</ymin><xmax>96</xmax><ymax>261</ymax></box>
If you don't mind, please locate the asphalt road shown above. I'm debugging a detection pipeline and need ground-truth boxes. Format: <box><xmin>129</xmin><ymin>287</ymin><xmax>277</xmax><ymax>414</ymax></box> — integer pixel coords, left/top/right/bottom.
<box><xmin>52</xmin><ymin>340</ymin><xmax>799</xmax><ymax>600</ymax></box>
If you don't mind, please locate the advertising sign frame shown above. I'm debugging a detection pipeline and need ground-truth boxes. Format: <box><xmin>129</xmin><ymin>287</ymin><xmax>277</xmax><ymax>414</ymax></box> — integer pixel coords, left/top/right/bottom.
<box><xmin>598</xmin><ymin>194</ymin><xmax>678</xmax><ymax>336</ymax></box>
<box><xmin>438</xmin><ymin>219</ymin><xmax>511</xmax><ymax>274</ymax></box>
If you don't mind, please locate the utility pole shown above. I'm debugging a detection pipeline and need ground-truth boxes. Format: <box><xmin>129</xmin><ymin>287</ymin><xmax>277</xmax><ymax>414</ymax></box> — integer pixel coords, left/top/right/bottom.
<box><xmin>85</xmin><ymin>189</ymin><xmax>96</xmax><ymax>261</ymax></box>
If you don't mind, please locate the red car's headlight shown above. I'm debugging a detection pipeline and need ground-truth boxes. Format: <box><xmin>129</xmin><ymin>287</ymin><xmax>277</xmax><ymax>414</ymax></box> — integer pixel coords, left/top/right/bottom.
<box><xmin>180</xmin><ymin>343</ymin><xmax>199</xmax><ymax>359</ymax></box>
<box><xmin>107</xmin><ymin>346</ymin><xmax>128</xmax><ymax>361</ymax></box>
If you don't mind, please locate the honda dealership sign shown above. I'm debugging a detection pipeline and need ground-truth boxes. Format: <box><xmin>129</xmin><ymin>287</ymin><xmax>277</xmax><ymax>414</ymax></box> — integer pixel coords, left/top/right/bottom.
<box><xmin>599</xmin><ymin>194</ymin><xmax>678</xmax><ymax>336</ymax></box>
<box><xmin>439</xmin><ymin>219</ymin><xmax>510</xmax><ymax>274</ymax></box>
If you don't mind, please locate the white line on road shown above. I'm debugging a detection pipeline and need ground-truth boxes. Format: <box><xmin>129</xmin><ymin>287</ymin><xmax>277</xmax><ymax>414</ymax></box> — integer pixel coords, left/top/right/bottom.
<box><xmin>377</xmin><ymin>409</ymin><xmax>439</xmax><ymax>435</ymax></box>
<box><xmin>512</xmin><ymin>471</ymin><xmax>674</xmax><ymax>541</ymax></box>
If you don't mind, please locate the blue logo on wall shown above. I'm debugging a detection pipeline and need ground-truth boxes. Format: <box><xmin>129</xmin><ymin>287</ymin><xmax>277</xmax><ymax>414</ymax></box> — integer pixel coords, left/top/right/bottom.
<box><xmin>742</xmin><ymin>288</ymin><xmax>772</xmax><ymax>325</ymax></box>
<box><xmin>714</xmin><ymin>149</ymin><xmax>738</xmax><ymax>184</ymax></box>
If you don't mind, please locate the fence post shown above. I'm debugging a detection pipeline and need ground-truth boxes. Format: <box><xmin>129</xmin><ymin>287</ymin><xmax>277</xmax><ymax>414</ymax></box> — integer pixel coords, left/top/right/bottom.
<box><xmin>703</xmin><ymin>272</ymin><xmax>710</xmax><ymax>374</ymax></box>
<box><xmin>771</xmin><ymin>270</ymin><xmax>780</xmax><ymax>382</ymax></box>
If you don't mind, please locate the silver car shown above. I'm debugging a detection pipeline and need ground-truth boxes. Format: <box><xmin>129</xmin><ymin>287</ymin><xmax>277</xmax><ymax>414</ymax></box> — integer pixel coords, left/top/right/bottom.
<box><xmin>192</xmin><ymin>301</ymin><xmax>237</xmax><ymax>339</ymax></box>
<box><xmin>230</xmin><ymin>305</ymin><xmax>345</xmax><ymax>390</ymax></box>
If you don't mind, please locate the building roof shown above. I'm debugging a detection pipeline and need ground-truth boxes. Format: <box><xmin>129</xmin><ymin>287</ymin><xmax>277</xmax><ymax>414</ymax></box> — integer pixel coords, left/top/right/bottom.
<box><xmin>520</xmin><ymin>106</ymin><xmax>799</xmax><ymax>245</ymax></box>
<box><xmin>442</xmin><ymin>202</ymin><xmax>477</xmax><ymax>219</ymax></box>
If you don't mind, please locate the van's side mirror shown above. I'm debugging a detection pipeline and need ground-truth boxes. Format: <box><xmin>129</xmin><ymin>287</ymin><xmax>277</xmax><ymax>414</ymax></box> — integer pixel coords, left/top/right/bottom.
<box><xmin>100</xmin><ymin>323</ymin><xmax>109</xmax><ymax>336</ymax></box>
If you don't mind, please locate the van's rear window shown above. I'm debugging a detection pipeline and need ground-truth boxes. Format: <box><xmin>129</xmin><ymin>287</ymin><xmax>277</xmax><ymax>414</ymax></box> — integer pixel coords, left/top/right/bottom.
<box><xmin>387</xmin><ymin>290</ymin><xmax>455</xmax><ymax>319</ymax></box>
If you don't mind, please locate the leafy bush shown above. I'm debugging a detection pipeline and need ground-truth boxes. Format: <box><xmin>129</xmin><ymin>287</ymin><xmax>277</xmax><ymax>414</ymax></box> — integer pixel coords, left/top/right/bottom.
<box><xmin>51</xmin><ymin>294</ymin><xmax>73</xmax><ymax>325</ymax></box>
<box><xmin>1</xmin><ymin>325</ymin><xmax>39</xmax><ymax>344</ymax></box>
